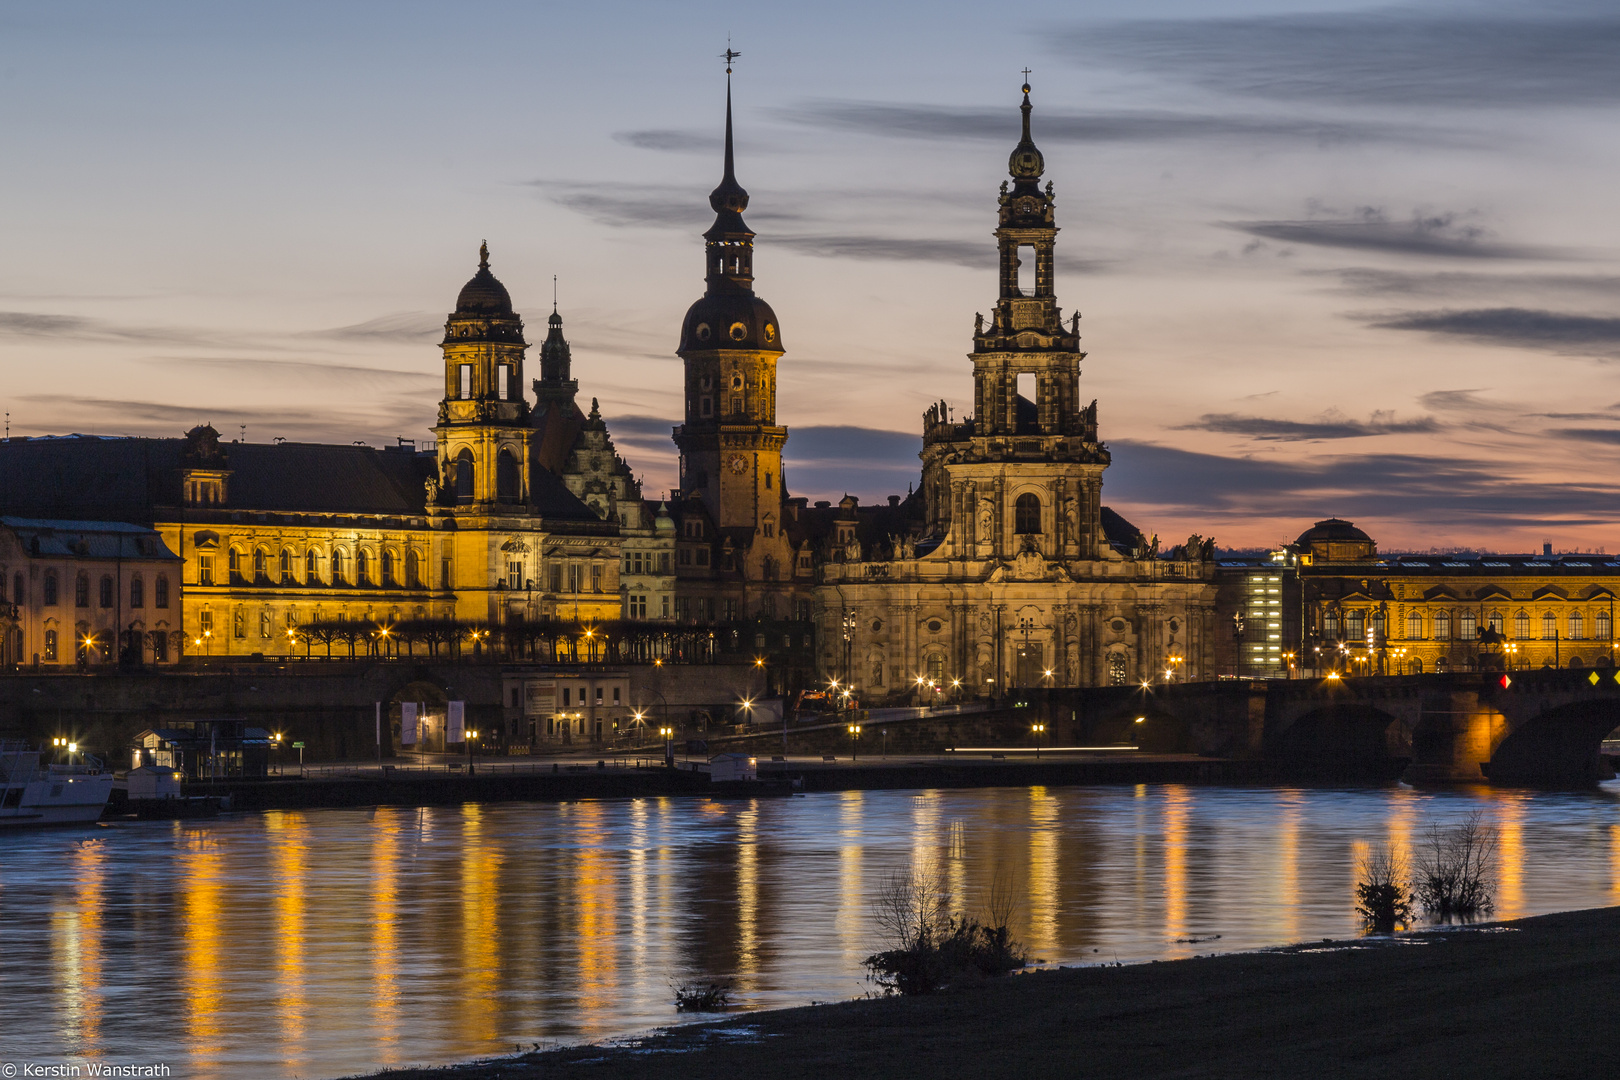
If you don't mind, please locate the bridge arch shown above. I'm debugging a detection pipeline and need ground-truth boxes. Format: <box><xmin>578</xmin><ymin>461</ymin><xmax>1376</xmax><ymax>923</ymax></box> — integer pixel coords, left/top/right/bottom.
<box><xmin>1268</xmin><ymin>702</ymin><xmax>1411</xmax><ymax>779</ymax></box>
<box><xmin>1488</xmin><ymin>698</ymin><xmax>1620</xmax><ymax>786</ymax></box>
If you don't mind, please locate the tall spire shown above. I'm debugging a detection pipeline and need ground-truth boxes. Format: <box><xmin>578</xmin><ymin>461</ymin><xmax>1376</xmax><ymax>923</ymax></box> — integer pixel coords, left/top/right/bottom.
<box><xmin>1009</xmin><ymin>76</ymin><xmax>1045</xmax><ymax>183</ymax></box>
<box><xmin>709</xmin><ymin>65</ymin><xmax>749</xmax><ymax>218</ymax></box>
<box><xmin>703</xmin><ymin>50</ymin><xmax>755</xmax><ymax>292</ymax></box>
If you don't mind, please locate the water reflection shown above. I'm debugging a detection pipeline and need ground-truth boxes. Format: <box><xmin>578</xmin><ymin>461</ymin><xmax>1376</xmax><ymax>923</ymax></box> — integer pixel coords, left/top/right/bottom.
<box><xmin>2</xmin><ymin>783</ymin><xmax>1619</xmax><ymax>1080</ymax></box>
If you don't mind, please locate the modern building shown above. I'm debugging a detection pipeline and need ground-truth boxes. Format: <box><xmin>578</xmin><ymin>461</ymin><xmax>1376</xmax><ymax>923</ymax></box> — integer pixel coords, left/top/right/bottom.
<box><xmin>1215</xmin><ymin>518</ymin><xmax>1620</xmax><ymax>676</ymax></box>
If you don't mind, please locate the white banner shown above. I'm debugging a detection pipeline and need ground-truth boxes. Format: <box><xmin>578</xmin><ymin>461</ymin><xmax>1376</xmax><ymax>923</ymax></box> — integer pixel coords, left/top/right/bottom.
<box><xmin>401</xmin><ymin>702</ymin><xmax>418</xmax><ymax>746</ymax></box>
<box><xmin>447</xmin><ymin>700</ymin><xmax>465</xmax><ymax>744</ymax></box>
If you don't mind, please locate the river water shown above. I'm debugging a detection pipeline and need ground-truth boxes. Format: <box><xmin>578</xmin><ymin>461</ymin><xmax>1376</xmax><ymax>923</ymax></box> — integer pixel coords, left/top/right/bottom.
<box><xmin>4</xmin><ymin>783</ymin><xmax>1620</xmax><ymax>1079</ymax></box>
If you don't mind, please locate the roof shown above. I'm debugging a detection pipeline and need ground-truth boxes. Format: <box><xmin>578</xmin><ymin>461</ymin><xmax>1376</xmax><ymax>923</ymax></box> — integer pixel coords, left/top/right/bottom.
<box><xmin>0</xmin><ymin>435</ymin><xmax>436</xmax><ymax>519</ymax></box>
<box><xmin>0</xmin><ymin>517</ymin><xmax>181</xmax><ymax>561</ymax></box>
<box><xmin>1295</xmin><ymin>518</ymin><xmax>1373</xmax><ymax>547</ymax></box>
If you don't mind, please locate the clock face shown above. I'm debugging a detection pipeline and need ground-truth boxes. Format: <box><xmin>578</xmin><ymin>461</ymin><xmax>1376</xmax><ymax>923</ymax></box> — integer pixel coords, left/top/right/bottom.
<box><xmin>729</xmin><ymin>455</ymin><xmax>748</xmax><ymax>474</ymax></box>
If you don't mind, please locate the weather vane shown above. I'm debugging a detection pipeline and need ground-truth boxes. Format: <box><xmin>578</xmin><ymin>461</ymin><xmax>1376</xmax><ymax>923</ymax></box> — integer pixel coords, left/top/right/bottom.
<box><xmin>722</xmin><ymin>39</ymin><xmax>740</xmax><ymax>74</ymax></box>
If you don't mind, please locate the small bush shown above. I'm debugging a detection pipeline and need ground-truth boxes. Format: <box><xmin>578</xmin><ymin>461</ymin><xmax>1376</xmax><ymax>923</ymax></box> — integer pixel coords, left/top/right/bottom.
<box><xmin>1355</xmin><ymin>844</ymin><xmax>1413</xmax><ymax>932</ymax></box>
<box><xmin>671</xmin><ymin>980</ymin><xmax>732</xmax><ymax>1012</ymax></box>
<box><xmin>863</xmin><ymin>864</ymin><xmax>1027</xmax><ymax>995</ymax></box>
<box><xmin>1412</xmin><ymin>811</ymin><xmax>1497</xmax><ymax>919</ymax></box>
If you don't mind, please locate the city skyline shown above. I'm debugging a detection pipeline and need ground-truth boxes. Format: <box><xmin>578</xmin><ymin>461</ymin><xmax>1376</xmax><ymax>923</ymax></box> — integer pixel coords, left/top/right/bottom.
<box><xmin>3</xmin><ymin>1</ymin><xmax>1618</xmax><ymax>551</ymax></box>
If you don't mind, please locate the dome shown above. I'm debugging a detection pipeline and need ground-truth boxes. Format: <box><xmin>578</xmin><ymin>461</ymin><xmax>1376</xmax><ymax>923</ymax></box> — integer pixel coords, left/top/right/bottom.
<box><xmin>453</xmin><ymin>242</ymin><xmax>514</xmax><ymax>317</ymax></box>
<box><xmin>1293</xmin><ymin>518</ymin><xmax>1373</xmax><ymax>548</ymax></box>
<box><xmin>678</xmin><ymin>290</ymin><xmax>784</xmax><ymax>354</ymax></box>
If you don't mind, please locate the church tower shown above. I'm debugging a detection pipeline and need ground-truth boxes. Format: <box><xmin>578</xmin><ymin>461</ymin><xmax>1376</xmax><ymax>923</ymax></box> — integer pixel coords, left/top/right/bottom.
<box><xmin>433</xmin><ymin>243</ymin><xmax>534</xmax><ymax>507</ymax></box>
<box><xmin>672</xmin><ymin>69</ymin><xmax>787</xmax><ymax>533</ymax></box>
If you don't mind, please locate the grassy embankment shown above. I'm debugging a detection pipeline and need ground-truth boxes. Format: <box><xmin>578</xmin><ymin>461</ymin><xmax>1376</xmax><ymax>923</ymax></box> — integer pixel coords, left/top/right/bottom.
<box><xmin>357</xmin><ymin>906</ymin><xmax>1620</xmax><ymax>1080</ymax></box>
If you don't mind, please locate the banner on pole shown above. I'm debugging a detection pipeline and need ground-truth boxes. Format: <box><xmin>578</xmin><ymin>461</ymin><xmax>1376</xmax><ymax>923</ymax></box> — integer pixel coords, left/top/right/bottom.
<box><xmin>447</xmin><ymin>700</ymin><xmax>465</xmax><ymax>744</ymax></box>
<box><xmin>401</xmin><ymin>702</ymin><xmax>418</xmax><ymax>746</ymax></box>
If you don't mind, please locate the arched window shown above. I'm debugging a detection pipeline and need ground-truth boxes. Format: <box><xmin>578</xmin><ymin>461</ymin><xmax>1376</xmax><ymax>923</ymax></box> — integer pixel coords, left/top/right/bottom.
<box><xmin>455</xmin><ymin>449</ymin><xmax>475</xmax><ymax>503</ymax></box>
<box><xmin>44</xmin><ymin>629</ymin><xmax>57</xmax><ymax>661</ymax></box>
<box><xmin>1346</xmin><ymin>610</ymin><xmax>1365</xmax><ymax>640</ymax></box>
<box><xmin>496</xmin><ymin>450</ymin><xmax>520</xmax><ymax>503</ymax></box>
<box><xmin>1014</xmin><ymin>493</ymin><xmax>1042</xmax><ymax>534</ymax></box>
<box><xmin>253</xmin><ymin>549</ymin><xmax>268</xmax><ymax>579</ymax></box>
<box><xmin>279</xmin><ymin>549</ymin><xmax>293</xmax><ymax>583</ymax></box>
<box><xmin>382</xmin><ymin>550</ymin><xmax>397</xmax><ymax>587</ymax></box>
<box><xmin>233</xmin><ymin>607</ymin><xmax>246</xmax><ymax>639</ymax></box>
<box><xmin>1487</xmin><ymin>611</ymin><xmax>1502</xmax><ymax>634</ymax></box>
<box><xmin>1459</xmin><ymin>611</ymin><xmax>1477</xmax><ymax>639</ymax></box>
<box><xmin>99</xmin><ymin>575</ymin><xmax>114</xmax><ymax>608</ymax></box>
<box><xmin>331</xmin><ymin>549</ymin><xmax>346</xmax><ymax>585</ymax></box>
<box><xmin>306</xmin><ymin>550</ymin><xmax>319</xmax><ymax>582</ymax></box>
<box><xmin>1107</xmin><ymin>654</ymin><xmax>1127</xmax><ymax>686</ymax></box>
<box><xmin>1435</xmin><ymin>610</ymin><xmax>1450</xmax><ymax>639</ymax></box>
<box><xmin>1407</xmin><ymin>611</ymin><xmax>1423</xmax><ymax>639</ymax></box>
<box><xmin>1570</xmin><ymin>611</ymin><xmax>1585</xmax><ymax>640</ymax></box>
<box><xmin>130</xmin><ymin>575</ymin><xmax>144</xmax><ymax>609</ymax></box>
<box><xmin>259</xmin><ymin>610</ymin><xmax>271</xmax><ymax>639</ymax></box>
<box><xmin>154</xmin><ymin>575</ymin><xmax>169</xmax><ymax>609</ymax></box>
<box><xmin>1514</xmin><ymin>611</ymin><xmax>1530</xmax><ymax>639</ymax></box>
<box><xmin>1543</xmin><ymin>612</ymin><xmax>1557</xmax><ymax>639</ymax></box>
<box><xmin>405</xmin><ymin>550</ymin><xmax>420</xmax><ymax>588</ymax></box>
<box><xmin>1599</xmin><ymin>611</ymin><xmax>1612</xmax><ymax>640</ymax></box>
<box><xmin>75</xmin><ymin>573</ymin><xmax>90</xmax><ymax>608</ymax></box>
<box><xmin>228</xmin><ymin>549</ymin><xmax>242</xmax><ymax>581</ymax></box>
<box><xmin>357</xmin><ymin>550</ymin><xmax>371</xmax><ymax>587</ymax></box>
<box><xmin>1409</xmin><ymin>658</ymin><xmax>1424</xmax><ymax>675</ymax></box>
<box><xmin>927</xmin><ymin>653</ymin><xmax>946</xmax><ymax>682</ymax></box>
<box><xmin>12</xmin><ymin>573</ymin><xmax>22</xmax><ymax>606</ymax></box>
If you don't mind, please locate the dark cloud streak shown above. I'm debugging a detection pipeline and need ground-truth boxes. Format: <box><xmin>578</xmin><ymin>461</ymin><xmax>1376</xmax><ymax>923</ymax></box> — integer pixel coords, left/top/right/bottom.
<box><xmin>1371</xmin><ymin>308</ymin><xmax>1620</xmax><ymax>357</ymax></box>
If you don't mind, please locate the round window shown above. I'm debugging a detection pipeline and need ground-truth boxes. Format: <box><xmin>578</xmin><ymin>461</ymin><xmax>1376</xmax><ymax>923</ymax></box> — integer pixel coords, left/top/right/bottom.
<box><xmin>1111</xmin><ymin>619</ymin><xmax>1127</xmax><ymax>633</ymax></box>
<box><xmin>731</xmin><ymin>374</ymin><xmax>744</xmax><ymax>391</ymax></box>
<box><xmin>695</xmin><ymin>322</ymin><xmax>711</xmax><ymax>341</ymax></box>
<box><xmin>927</xmin><ymin>620</ymin><xmax>942</xmax><ymax>633</ymax></box>
<box><xmin>764</xmin><ymin>324</ymin><xmax>776</xmax><ymax>342</ymax></box>
<box><xmin>871</xmin><ymin>618</ymin><xmax>883</xmax><ymax>633</ymax></box>
<box><xmin>729</xmin><ymin>322</ymin><xmax>748</xmax><ymax>341</ymax></box>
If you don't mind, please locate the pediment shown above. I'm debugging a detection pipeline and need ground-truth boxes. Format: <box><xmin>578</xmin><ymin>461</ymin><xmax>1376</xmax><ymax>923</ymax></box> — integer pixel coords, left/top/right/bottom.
<box><xmin>1475</xmin><ymin>584</ymin><xmax>1513</xmax><ymax>600</ymax></box>
<box><xmin>1422</xmin><ymin>585</ymin><xmax>1458</xmax><ymax>601</ymax></box>
<box><xmin>192</xmin><ymin>530</ymin><xmax>220</xmax><ymax>550</ymax></box>
<box><xmin>1531</xmin><ymin>584</ymin><xmax>1568</xmax><ymax>602</ymax></box>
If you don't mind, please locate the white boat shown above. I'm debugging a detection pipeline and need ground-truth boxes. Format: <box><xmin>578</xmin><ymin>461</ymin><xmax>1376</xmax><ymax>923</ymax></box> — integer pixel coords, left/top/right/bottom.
<box><xmin>0</xmin><ymin>740</ymin><xmax>114</xmax><ymax>828</ymax></box>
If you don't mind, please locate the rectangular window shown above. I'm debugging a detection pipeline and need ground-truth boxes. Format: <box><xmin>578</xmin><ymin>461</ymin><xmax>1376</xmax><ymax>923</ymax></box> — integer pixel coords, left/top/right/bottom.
<box><xmin>441</xmin><ymin>558</ymin><xmax>452</xmax><ymax>590</ymax></box>
<box><xmin>200</xmin><ymin>609</ymin><xmax>213</xmax><ymax>633</ymax></box>
<box><xmin>723</xmin><ymin>599</ymin><xmax>737</xmax><ymax>621</ymax></box>
<box><xmin>497</xmin><ymin>365</ymin><xmax>511</xmax><ymax>400</ymax></box>
<box><xmin>44</xmin><ymin>629</ymin><xmax>57</xmax><ymax>662</ymax></box>
<box><xmin>508</xmin><ymin>561</ymin><xmax>522</xmax><ymax>590</ymax></box>
<box><xmin>679</xmin><ymin>548</ymin><xmax>692</xmax><ymax>566</ymax></box>
<box><xmin>548</xmin><ymin>564</ymin><xmax>562</xmax><ymax>592</ymax></box>
<box><xmin>595</xmin><ymin>687</ymin><xmax>603</xmax><ymax>704</ymax></box>
<box><xmin>700</xmin><ymin>397</ymin><xmax>712</xmax><ymax>417</ymax></box>
<box><xmin>562</xmin><ymin>688</ymin><xmax>570</xmax><ymax>707</ymax></box>
<box><xmin>152</xmin><ymin>633</ymin><xmax>167</xmax><ymax>662</ymax></box>
<box><xmin>459</xmin><ymin>364</ymin><xmax>473</xmax><ymax>399</ymax></box>
<box><xmin>613</xmin><ymin>687</ymin><xmax>621</xmax><ymax>704</ymax></box>
<box><xmin>696</xmin><ymin>548</ymin><xmax>709</xmax><ymax>567</ymax></box>
<box><xmin>155</xmin><ymin>575</ymin><xmax>169</xmax><ymax>608</ymax></box>
<box><xmin>659</xmin><ymin>552</ymin><xmax>671</xmax><ymax>573</ymax></box>
<box><xmin>661</xmin><ymin>595</ymin><xmax>670</xmax><ymax>618</ymax></box>
<box><xmin>567</xmin><ymin>564</ymin><xmax>582</xmax><ymax>593</ymax></box>
<box><xmin>591</xmin><ymin>565</ymin><xmax>602</xmax><ymax>593</ymax></box>
<box><xmin>630</xmin><ymin>595</ymin><xmax>646</xmax><ymax>618</ymax></box>
<box><xmin>130</xmin><ymin>577</ymin><xmax>144</xmax><ymax>609</ymax></box>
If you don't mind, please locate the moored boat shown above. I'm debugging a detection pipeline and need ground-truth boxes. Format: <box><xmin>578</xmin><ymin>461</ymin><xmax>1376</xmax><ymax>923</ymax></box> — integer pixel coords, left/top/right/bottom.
<box><xmin>0</xmin><ymin>740</ymin><xmax>115</xmax><ymax>828</ymax></box>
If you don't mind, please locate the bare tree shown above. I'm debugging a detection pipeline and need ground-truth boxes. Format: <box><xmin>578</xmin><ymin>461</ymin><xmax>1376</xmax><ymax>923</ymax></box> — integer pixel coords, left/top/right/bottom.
<box><xmin>1413</xmin><ymin>811</ymin><xmax>1497</xmax><ymax>918</ymax></box>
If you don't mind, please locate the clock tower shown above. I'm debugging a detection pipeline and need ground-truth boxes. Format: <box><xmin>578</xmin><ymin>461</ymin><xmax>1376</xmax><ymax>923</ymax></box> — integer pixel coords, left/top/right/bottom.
<box><xmin>672</xmin><ymin>69</ymin><xmax>787</xmax><ymax>536</ymax></box>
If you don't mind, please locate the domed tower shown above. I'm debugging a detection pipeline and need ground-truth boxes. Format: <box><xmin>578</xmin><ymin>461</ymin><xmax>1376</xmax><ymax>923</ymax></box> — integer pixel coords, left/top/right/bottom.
<box><xmin>672</xmin><ymin>69</ymin><xmax>788</xmax><ymax>533</ymax></box>
<box><xmin>433</xmin><ymin>242</ymin><xmax>533</xmax><ymax>508</ymax></box>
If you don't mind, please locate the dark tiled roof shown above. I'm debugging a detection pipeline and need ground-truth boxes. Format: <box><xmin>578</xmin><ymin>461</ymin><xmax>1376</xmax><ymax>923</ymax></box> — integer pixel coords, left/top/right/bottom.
<box><xmin>1</xmin><ymin>517</ymin><xmax>181</xmax><ymax>561</ymax></box>
<box><xmin>1101</xmin><ymin>506</ymin><xmax>1142</xmax><ymax>551</ymax></box>
<box><xmin>220</xmin><ymin>443</ymin><xmax>431</xmax><ymax>514</ymax></box>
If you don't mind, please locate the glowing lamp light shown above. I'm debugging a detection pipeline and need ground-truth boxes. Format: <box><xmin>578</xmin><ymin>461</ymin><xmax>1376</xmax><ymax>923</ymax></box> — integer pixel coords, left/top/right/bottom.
<box><xmin>1134</xmin><ymin>716</ymin><xmax>1146</xmax><ymax>724</ymax></box>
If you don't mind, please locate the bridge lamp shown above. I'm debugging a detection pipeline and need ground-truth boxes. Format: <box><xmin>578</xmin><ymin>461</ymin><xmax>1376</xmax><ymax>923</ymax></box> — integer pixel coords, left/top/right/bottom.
<box><xmin>754</xmin><ymin>657</ymin><xmax>766</xmax><ymax>668</ymax></box>
<box><xmin>1134</xmin><ymin>716</ymin><xmax>1145</xmax><ymax>724</ymax></box>
<box><xmin>1326</xmin><ymin>671</ymin><xmax>1341</xmax><ymax>681</ymax></box>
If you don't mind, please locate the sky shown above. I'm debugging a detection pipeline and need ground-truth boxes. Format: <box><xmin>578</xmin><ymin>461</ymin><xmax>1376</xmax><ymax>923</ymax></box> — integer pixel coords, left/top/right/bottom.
<box><xmin>2</xmin><ymin>0</ymin><xmax>1618</xmax><ymax>552</ymax></box>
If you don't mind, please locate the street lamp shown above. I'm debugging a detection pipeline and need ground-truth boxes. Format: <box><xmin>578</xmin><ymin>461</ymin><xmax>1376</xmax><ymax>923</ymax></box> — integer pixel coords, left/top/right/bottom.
<box><xmin>466</xmin><ymin>728</ymin><xmax>478</xmax><ymax>771</ymax></box>
<box><xmin>1032</xmin><ymin>722</ymin><xmax>1046</xmax><ymax>759</ymax></box>
<box><xmin>847</xmin><ymin>723</ymin><xmax>861</xmax><ymax>761</ymax></box>
<box><xmin>1283</xmin><ymin>651</ymin><xmax>1296</xmax><ymax>679</ymax></box>
<box><xmin>659</xmin><ymin>726</ymin><xmax>674</xmax><ymax>767</ymax></box>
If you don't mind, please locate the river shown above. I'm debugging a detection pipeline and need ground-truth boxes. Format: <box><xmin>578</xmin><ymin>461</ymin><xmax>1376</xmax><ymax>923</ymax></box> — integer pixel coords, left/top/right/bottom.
<box><xmin>3</xmin><ymin>783</ymin><xmax>1620</xmax><ymax>1079</ymax></box>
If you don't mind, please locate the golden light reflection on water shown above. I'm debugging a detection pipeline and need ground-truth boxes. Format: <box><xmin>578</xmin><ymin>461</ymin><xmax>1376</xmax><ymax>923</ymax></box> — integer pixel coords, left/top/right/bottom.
<box><xmin>179</xmin><ymin>825</ymin><xmax>225</xmax><ymax>1064</ymax></box>
<box><xmin>56</xmin><ymin>839</ymin><xmax>105</xmax><ymax>1051</ymax></box>
<box><xmin>371</xmin><ymin>810</ymin><xmax>403</xmax><ymax>1051</ymax></box>
<box><xmin>735</xmin><ymin>804</ymin><xmax>759</xmax><ymax>989</ymax></box>
<box><xmin>266</xmin><ymin>812</ymin><xmax>309</xmax><ymax>1075</ymax></box>
<box><xmin>1026</xmin><ymin>786</ymin><xmax>1059</xmax><ymax>957</ymax></box>
<box><xmin>1275</xmin><ymin>791</ymin><xmax>1301</xmax><ymax>943</ymax></box>
<box><xmin>1162</xmin><ymin>786</ymin><xmax>1190</xmax><ymax>951</ymax></box>
<box><xmin>568</xmin><ymin>801</ymin><xmax>614</xmax><ymax>1037</ymax></box>
<box><xmin>16</xmin><ymin>786</ymin><xmax>1620</xmax><ymax>1080</ymax></box>
<box><xmin>1493</xmin><ymin>795</ymin><xmax>1527</xmax><ymax>920</ymax></box>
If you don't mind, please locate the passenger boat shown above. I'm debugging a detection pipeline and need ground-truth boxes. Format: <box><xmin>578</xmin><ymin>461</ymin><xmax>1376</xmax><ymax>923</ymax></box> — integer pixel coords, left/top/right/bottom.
<box><xmin>0</xmin><ymin>740</ymin><xmax>115</xmax><ymax>828</ymax></box>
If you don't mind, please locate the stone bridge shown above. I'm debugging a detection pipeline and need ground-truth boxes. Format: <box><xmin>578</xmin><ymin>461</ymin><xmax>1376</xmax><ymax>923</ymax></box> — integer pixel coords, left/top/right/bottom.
<box><xmin>1043</xmin><ymin>668</ymin><xmax>1620</xmax><ymax>785</ymax></box>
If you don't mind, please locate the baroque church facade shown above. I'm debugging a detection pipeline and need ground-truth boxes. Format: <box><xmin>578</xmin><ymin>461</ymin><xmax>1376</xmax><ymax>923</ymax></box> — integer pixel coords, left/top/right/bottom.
<box><xmin>807</xmin><ymin>85</ymin><xmax>1220</xmax><ymax>692</ymax></box>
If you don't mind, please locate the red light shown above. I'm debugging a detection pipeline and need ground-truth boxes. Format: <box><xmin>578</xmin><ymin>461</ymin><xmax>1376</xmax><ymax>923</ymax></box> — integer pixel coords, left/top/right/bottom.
<box><xmin>1500</xmin><ymin>675</ymin><xmax>1512</xmax><ymax>689</ymax></box>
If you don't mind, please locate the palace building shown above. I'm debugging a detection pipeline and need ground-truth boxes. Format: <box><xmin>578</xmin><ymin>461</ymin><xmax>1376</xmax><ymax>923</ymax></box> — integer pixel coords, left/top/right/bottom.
<box><xmin>0</xmin><ymin>249</ymin><xmax>674</xmax><ymax>663</ymax></box>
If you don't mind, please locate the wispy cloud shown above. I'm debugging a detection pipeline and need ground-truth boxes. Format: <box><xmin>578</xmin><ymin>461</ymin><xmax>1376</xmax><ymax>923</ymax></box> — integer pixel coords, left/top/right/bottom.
<box><xmin>0</xmin><ymin>310</ymin><xmax>240</xmax><ymax>348</ymax></box>
<box><xmin>306</xmin><ymin>312</ymin><xmax>443</xmax><ymax>343</ymax></box>
<box><xmin>1228</xmin><ymin>208</ymin><xmax>1555</xmax><ymax>260</ymax></box>
<box><xmin>1077</xmin><ymin>9</ymin><xmax>1620</xmax><ymax>108</ymax></box>
<box><xmin>139</xmin><ymin>356</ymin><xmax>435</xmax><ymax>385</ymax></box>
<box><xmin>1179</xmin><ymin>410</ymin><xmax>1440</xmax><ymax>441</ymax></box>
<box><xmin>773</xmin><ymin>100</ymin><xmax>1428</xmax><ymax>147</ymax></box>
<box><xmin>613</xmin><ymin>129</ymin><xmax>724</xmax><ymax>153</ymax></box>
<box><xmin>1370</xmin><ymin>308</ymin><xmax>1620</xmax><ymax>356</ymax></box>
<box><xmin>1312</xmin><ymin>268</ymin><xmax>1620</xmax><ymax>300</ymax></box>
<box><xmin>775</xmin><ymin>234</ymin><xmax>986</xmax><ymax>268</ymax></box>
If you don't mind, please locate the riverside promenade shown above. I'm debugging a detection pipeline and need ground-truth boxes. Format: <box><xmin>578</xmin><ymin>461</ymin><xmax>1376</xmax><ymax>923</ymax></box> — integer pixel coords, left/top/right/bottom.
<box><xmin>356</xmin><ymin>906</ymin><xmax>1620</xmax><ymax>1080</ymax></box>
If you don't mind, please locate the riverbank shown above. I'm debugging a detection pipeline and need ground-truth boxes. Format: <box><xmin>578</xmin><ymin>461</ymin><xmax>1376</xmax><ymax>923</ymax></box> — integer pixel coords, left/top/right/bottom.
<box><xmin>355</xmin><ymin>905</ymin><xmax>1620</xmax><ymax>1080</ymax></box>
<box><xmin>151</xmin><ymin>753</ymin><xmax>1320</xmax><ymax>813</ymax></box>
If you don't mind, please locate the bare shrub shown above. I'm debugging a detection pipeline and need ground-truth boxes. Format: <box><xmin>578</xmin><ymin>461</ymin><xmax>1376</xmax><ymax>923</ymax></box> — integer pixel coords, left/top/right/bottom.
<box><xmin>1355</xmin><ymin>844</ymin><xmax>1413</xmax><ymax>933</ymax></box>
<box><xmin>864</xmin><ymin>863</ymin><xmax>1027</xmax><ymax>995</ymax></box>
<box><xmin>1412</xmin><ymin>811</ymin><xmax>1497</xmax><ymax>919</ymax></box>
<box><xmin>670</xmin><ymin>979</ymin><xmax>732</xmax><ymax>1012</ymax></box>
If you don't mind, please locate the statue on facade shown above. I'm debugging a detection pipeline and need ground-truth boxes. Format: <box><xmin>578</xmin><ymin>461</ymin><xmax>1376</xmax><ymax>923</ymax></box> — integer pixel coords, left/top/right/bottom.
<box><xmin>424</xmin><ymin>475</ymin><xmax>440</xmax><ymax>504</ymax></box>
<box><xmin>974</xmin><ymin>312</ymin><xmax>984</xmax><ymax>336</ymax></box>
<box><xmin>844</xmin><ymin>535</ymin><xmax>863</xmax><ymax>562</ymax></box>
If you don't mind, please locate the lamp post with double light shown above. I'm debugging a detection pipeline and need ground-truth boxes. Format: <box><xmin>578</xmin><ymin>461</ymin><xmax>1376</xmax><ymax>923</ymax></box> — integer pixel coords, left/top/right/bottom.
<box><xmin>1032</xmin><ymin>722</ymin><xmax>1045</xmax><ymax>759</ymax></box>
<box><xmin>660</xmin><ymin>726</ymin><xmax>674</xmax><ymax>767</ymax></box>
<box><xmin>847</xmin><ymin>723</ymin><xmax>861</xmax><ymax>761</ymax></box>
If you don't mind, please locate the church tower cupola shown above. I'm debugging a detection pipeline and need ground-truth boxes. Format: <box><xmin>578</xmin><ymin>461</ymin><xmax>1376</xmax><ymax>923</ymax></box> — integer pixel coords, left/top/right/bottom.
<box><xmin>673</xmin><ymin>57</ymin><xmax>790</xmax><ymax>536</ymax></box>
<box><xmin>533</xmin><ymin>300</ymin><xmax>578</xmax><ymax>411</ymax></box>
